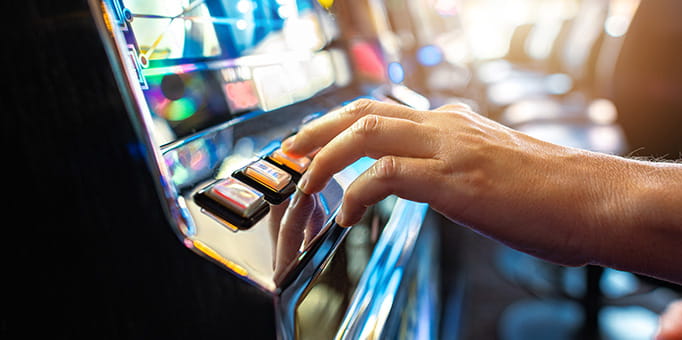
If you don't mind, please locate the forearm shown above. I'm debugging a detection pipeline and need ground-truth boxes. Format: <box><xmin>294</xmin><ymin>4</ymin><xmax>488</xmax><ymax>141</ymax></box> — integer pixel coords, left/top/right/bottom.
<box><xmin>586</xmin><ymin>155</ymin><xmax>682</xmax><ymax>284</ymax></box>
<box><xmin>439</xmin><ymin>140</ymin><xmax>682</xmax><ymax>285</ymax></box>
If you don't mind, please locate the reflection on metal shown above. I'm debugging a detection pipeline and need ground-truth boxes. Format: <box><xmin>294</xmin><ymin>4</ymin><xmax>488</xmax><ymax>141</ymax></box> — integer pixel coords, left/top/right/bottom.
<box><xmin>181</xmin><ymin>156</ymin><xmax>344</xmax><ymax>292</ymax></box>
<box><xmin>336</xmin><ymin>199</ymin><xmax>429</xmax><ymax>340</ymax></box>
<box><xmin>191</xmin><ymin>239</ymin><xmax>249</xmax><ymax>277</ymax></box>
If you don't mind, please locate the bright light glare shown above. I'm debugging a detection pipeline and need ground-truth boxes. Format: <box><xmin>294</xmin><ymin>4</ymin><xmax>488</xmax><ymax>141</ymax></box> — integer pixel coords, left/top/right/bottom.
<box><xmin>600</xmin><ymin>306</ymin><xmax>659</xmax><ymax>340</ymax></box>
<box><xmin>600</xmin><ymin>268</ymin><xmax>638</xmax><ymax>298</ymax></box>
<box><xmin>526</xmin><ymin>0</ymin><xmax>577</xmax><ymax>60</ymax></box>
<box><xmin>417</xmin><ymin>45</ymin><xmax>444</xmax><ymax>66</ymax></box>
<box><xmin>388</xmin><ymin>62</ymin><xmax>405</xmax><ymax>84</ymax></box>
<box><xmin>278</xmin><ymin>6</ymin><xmax>295</xmax><ymax>19</ymax></box>
<box><xmin>588</xmin><ymin>98</ymin><xmax>618</xmax><ymax>124</ymax></box>
<box><xmin>459</xmin><ymin>0</ymin><xmax>533</xmax><ymax>59</ymax></box>
<box><xmin>458</xmin><ymin>0</ymin><xmax>581</xmax><ymax>61</ymax></box>
<box><xmin>588</xmin><ymin>125</ymin><xmax>625</xmax><ymax>154</ymax></box>
<box><xmin>605</xmin><ymin>15</ymin><xmax>629</xmax><ymax>37</ymax></box>
<box><xmin>236</xmin><ymin>19</ymin><xmax>248</xmax><ymax>30</ymax></box>
<box><xmin>236</xmin><ymin>0</ymin><xmax>254</xmax><ymax>14</ymax></box>
<box><xmin>526</xmin><ymin>21</ymin><xmax>562</xmax><ymax>60</ymax></box>
<box><xmin>284</xmin><ymin>14</ymin><xmax>325</xmax><ymax>51</ymax></box>
<box><xmin>545</xmin><ymin>73</ymin><xmax>573</xmax><ymax>95</ymax></box>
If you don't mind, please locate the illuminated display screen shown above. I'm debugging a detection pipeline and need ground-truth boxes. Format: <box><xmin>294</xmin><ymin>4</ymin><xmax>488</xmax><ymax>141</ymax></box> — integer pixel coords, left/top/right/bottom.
<box><xmin>107</xmin><ymin>0</ymin><xmax>338</xmax><ymax>144</ymax></box>
<box><xmin>118</xmin><ymin>0</ymin><xmax>324</xmax><ymax>66</ymax></box>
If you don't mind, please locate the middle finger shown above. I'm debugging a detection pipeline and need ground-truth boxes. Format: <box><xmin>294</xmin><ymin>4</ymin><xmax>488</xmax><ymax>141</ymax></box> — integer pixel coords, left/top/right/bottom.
<box><xmin>298</xmin><ymin>114</ymin><xmax>435</xmax><ymax>194</ymax></box>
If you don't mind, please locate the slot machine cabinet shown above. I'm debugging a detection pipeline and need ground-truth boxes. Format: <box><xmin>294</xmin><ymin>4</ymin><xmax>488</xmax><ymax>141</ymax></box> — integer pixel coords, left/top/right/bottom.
<box><xmin>3</xmin><ymin>1</ymin><xmax>442</xmax><ymax>339</ymax></box>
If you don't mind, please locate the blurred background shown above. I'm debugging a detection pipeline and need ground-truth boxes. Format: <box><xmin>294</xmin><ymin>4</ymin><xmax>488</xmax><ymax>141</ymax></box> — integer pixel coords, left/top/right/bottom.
<box><xmin>351</xmin><ymin>0</ymin><xmax>682</xmax><ymax>339</ymax></box>
<box><xmin>6</xmin><ymin>1</ymin><xmax>681</xmax><ymax>339</ymax></box>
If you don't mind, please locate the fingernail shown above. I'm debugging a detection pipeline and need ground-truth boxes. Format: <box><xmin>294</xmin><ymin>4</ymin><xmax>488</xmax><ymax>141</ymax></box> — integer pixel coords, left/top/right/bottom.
<box><xmin>335</xmin><ymin>208</ymin><xmax>348</xmax><ymax>227</ymax></box>
<box><xmin>297</xmin><ymin>172</ymin><xmax>310</xmax><ymax>194</ymax></box>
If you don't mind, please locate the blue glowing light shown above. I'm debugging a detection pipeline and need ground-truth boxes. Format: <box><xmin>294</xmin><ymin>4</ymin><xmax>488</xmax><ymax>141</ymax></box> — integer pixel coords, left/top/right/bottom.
<box><xmin>417</xmin><ymin>45</ymin><xmax>443</xmax><ymax>67</ymax></box>
<box><xmin>387</xmin><ymin>62</ymin><xmax>405</xmax><ymax>84</ymax></box>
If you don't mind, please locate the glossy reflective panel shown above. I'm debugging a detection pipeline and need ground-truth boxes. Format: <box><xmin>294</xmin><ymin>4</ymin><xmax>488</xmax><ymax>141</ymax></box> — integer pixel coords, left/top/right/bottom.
<box><xmin>185</xmin><ymin>182</ymin><xmax>342</xmax><ymax>290</ymax></box>
<box><xmin>120</xmin><ymin>0</ymin><xmax>326</xmax><ymax>64</ymax></box>
<box><xmin>169</xmin><ymin>133</ymin><xmax>345</xmax><ymax>292</ymax></box>
<box><xmin>294</xmin><ymin>198</ymin><xmax>393</xmax><ymax>339</ymax></box>
<box><xmin>106</xmin><ymin>0</ymin><xmax>333</xmax><ymax>143</ymax></box>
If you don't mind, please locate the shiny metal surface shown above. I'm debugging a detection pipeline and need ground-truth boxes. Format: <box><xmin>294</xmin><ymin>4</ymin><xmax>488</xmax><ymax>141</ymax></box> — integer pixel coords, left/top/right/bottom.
<box><xmin>181</xmin><ymin>156</ymin><xmax>344</xmax><ymax>292</ymax></box>
<box><xmin>91</xmin><ymin>1</ymin><xmax>436</xmax><ymax>338</ymax></box>
<box><xmin>336</xmin><ymin>199</ymin><xmax>430</xmax><ymax>340</ymax></box>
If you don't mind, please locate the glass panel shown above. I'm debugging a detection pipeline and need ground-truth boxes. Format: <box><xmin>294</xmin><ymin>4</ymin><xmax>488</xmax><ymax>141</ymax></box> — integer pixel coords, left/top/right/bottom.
<box><xmin>105</xmin><ymin>0</ymin><xmax>335</xmax><ymax>143</ymax></box>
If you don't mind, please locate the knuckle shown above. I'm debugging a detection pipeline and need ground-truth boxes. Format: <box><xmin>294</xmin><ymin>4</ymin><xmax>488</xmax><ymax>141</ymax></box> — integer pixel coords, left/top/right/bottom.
<box><xmin>446</xmin><ymin>110</ymin><xmax>476</xmax><ymax>126</ymax></box>
<box><xmin>354</xmin><ymin>98</ymin><xmax>375</xmax><ymax>111</ymax></box>
<box><xmin>373</xmin><ymin>156</ymin><xmax>399</xmax><ymax>181</ymax></box>
<box><xmin>345</xmin><ymin>98</ymin><xmax>374</xmax><ymax>118</ymax></box>
<box><xmin>352</xmin><ymin>115</ymin><xmax>381</xmax><ymax>137</ymax></box>
<box><xmin>437</xmin><ymin>103</ymin><xmax>471</xmax><ymax>112</ymax></box>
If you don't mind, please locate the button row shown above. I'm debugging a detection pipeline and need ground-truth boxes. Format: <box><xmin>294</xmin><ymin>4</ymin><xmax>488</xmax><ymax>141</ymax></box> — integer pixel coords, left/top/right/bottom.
<box><xmin>194</xmin><ymin>146</ymin><xmax>311</xmax><ymax>231</ymax></box>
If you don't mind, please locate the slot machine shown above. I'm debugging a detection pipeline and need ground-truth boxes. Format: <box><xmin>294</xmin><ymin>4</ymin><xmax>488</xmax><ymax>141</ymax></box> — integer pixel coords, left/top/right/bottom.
<box><xmin>4</xmin><ymin>1</ymin><xmax>442</xmax><ymax>339</ymax></box>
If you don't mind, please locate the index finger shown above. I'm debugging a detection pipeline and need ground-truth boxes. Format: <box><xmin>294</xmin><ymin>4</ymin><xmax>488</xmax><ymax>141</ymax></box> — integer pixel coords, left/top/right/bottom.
<box><xmin>281</xmin><ymin>98</ymin><xmax>424</xmax><ymax>157</ymax></box>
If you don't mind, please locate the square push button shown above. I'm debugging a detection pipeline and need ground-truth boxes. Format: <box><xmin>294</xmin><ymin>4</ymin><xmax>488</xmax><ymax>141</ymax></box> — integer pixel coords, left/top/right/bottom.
<box><xmin>245</xmin><ymin>159</ymin><xmax>291</xmax><ymax>191</ymax></box>
<box><xmin>265</xmin><ymin>148</ymin><xmax>311</xmax><ymax>181</ymax></box>
<box><xmin>194</xmin><ymin>177</ymin><xmax>270</xmax><ymax>231</ymax></box>
<box><xmin>233</xmin><ymin>159</ymin><xmax>296</xmax><ymax>204</ymax></box>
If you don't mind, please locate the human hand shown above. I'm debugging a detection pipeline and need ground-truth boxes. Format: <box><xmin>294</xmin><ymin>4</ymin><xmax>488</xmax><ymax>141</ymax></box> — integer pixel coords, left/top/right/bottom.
<box><xmin>281</xmin><ymin>99</ymin><xmax>621</xmax><ymax>266</ymax></box>
<box><xmin>656</xmin><ymin>300</ymin><xmax>682</xmax><ymax>340</ymax></box>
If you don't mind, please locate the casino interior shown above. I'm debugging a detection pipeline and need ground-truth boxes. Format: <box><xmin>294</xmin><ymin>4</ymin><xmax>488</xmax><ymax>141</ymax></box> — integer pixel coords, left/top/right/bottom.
<box><xmin>4</xmin><ymin>0</ymin><xmax>682</xmax><ymax>339</ymax></box>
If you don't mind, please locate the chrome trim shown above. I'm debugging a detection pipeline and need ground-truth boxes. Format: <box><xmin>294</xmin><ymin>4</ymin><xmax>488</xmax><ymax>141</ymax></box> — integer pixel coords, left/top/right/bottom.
<box><xmin>276</xmin><ymin>224</ymin><xmax>350</xmax><ymax>340</ymax></box>
<box><xmin>88</xmin><ymin>0</ymin><xmax>192</xmax><ymax>244</ymax></box>
<box><xmin>335</xmin><ymin>199</ymin><xmax>430</xmax><ymax>340</ymax></box>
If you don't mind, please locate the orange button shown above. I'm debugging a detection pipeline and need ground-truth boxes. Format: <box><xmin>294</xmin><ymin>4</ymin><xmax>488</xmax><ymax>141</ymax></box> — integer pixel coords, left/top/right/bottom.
<box><xmin>207</xmin><ymin>177</ymin><xmax>266</xmax><ymax>217</ymax></box>
<box><xmin>269</xmin><ymin>148</ymin><xmax>311</xmax><ymax>173</ymax></box>
<box><xmin>244</xmin><ymin>159</ymin><xmax>292</xmax><ymax>191</ymax></box>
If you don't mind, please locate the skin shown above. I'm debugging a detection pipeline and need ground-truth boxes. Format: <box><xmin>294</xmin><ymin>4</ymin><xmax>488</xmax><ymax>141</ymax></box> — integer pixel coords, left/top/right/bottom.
<box><xmin>656</xmin><ymin>300</ymin><xmax>682</xmax><ymax>340</ymax></box>
<box><xmin>281</xmin><ymin>98</ymin><xmax>682</xmax><ymax>285</ymax></box>
<box><xmin>282</xmin><ymin>99</ymin><xmax>682</xmax><ymax>334</ymax></box>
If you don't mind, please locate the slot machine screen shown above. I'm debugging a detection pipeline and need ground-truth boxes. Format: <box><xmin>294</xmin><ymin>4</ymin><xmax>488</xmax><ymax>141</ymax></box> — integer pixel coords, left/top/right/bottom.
<box><xmin>107</xmin><ymin>0</ymin><xmax>340</xmax><ymax>144</ymax></box>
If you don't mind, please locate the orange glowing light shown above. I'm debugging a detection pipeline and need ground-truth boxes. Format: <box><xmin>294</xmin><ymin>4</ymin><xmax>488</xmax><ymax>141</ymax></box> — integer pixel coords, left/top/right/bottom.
<box><xmin>192</xmin><ymin>240</ymin><xmax>249</xmax><ymax>276</ymax></box>
<box><xmin>269</xmin><ymin>149</ymin><xmax>311</xmax><ymax>173</ymax></box>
